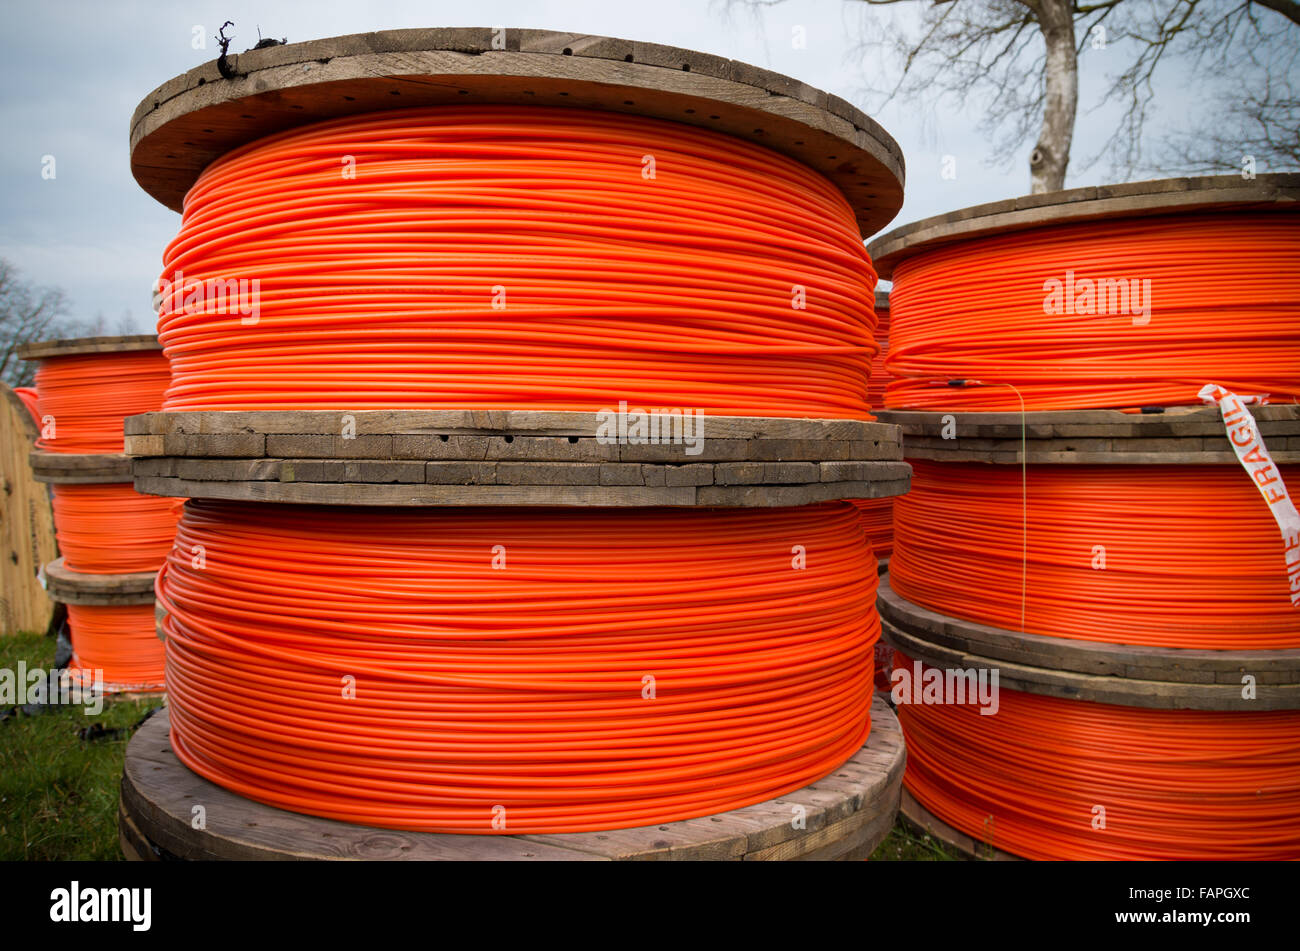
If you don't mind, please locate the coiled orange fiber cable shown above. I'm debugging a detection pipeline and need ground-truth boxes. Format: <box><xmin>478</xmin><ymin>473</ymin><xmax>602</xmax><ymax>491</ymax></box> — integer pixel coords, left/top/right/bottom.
<box><xmin>866</xmin><ymin>298</ymin><xmax>891</xmax><ymax>411</ymax></box>
<box><xmin>157</xmin><ymin>500</ymin><xmax>878</xmax><ymax>833</ymax></box>
<box><xmin>50</xmin><ymin>485</ymin><xmax>180</xmax><ymax>574</ymax></box>
<box><xmin>894</xmin><ymin>652</ymin><xmax>1300</xmax><ymax>860</ymax></box>
<box><xmin>157</xmin><ymin>106</ymin><xmax>879</xmax><ymax>418</ymax></box>
<box><xmin>891</xmin><ymin>460</ymin><xmax>1300</xmax><ymax>649</ymax></box>
<box><xmin>851</xmin><ymin>499</ymin><xmax>893</xmax><ymax>560</ymax></box>
<box><xmin>855</xmin><ymin>298</ymin><xmax>895</xmax><ymax>561</ymax></box>
<box><xmin>33</xmin><ymin>351</ymin><xmax>170</xmax><ymax>452</ymax></box>
<box><xmin>66</xmin><ymin>604</ymin><xmax>165</xmax><ymax>691</ymax></box>
<box><xmin>13</xmin><ymin>385</ymin><xmax>40</xmax><ymax>426</ymax></box>
<box><xmin>883</xmin><ymin>211</ymin><xmax>1300</xmax><ymax>411</ymax></box>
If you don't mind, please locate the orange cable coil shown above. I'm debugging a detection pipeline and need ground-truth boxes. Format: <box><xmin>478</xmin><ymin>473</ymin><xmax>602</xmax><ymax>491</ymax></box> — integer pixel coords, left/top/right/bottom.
<box><xmin>883</xmin><ymin>211</ymin><xmax>1300</xmax><ymax>411</ymax></box>
<box><xmin>856</xmin><ymin>297</ymin><xmax>895</xmax><ymax>559</ymax></box>
<box><xmin>33</xmin><ymin>351</ymin><xmax>170</xmax><ymax>453</ymax></box>
<box><xmin>158</xmin><ymin>500</ymin><xmax>879</xmax><ymax>833</ymax></box>
<box><xmin>51</xmin><ymin>484</ymin><xmax>180</xmax><ymax>574</ymax></box>
<box><xmin>891</xmin><ymin>460</ymin><xmax>1300</xmax><ymax>649</ymax></box>
<box><xmin>157</xmin><ymin>106</ymin><xmax>879</xmax><ymax>418</ymax></box>
<box><xmin>13</xmin><ymin>385</ymin><xmax>41</xmax><ymax>427</ymax></box>
<box><xmin>894</xmin><ymin>651</ymin><xmax>1300</xmax><ymax>860</ymax></box>
<box><xmin>67</xmin><ymin>603</ymin><xmax>166</xmax><ymax>692</ymax></box>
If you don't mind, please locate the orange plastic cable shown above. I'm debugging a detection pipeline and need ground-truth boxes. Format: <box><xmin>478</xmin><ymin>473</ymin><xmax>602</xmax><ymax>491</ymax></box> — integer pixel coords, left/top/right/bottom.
<box><xmin>13</xmin><ymin>385</ymin><xmax>40</xmax><ymax>426</ymax></box>
<box><xmin>851</xmin><ymin>499</ymin><xmax>893</xmax><ymax>560</ymax></box>
<box><xmin>890</xmin><ymin>460</ymin><xmax>1300</xmax><ymax>649</ymax></box>
<box><xmin>50</xmin><ymin>484</ymin><xmax>180</xmax><ymax>574</ymax></box>
<box><xmin>66</xmin><ymin>604</ymin><xmax>166</xmax><ymax>692</ymax></box>
<box><xmin>894</xmin><ymin>652</ymin><xmax>1300</xmax><ymax>860</ymax></box>
<box><xmin>854</xmin><ymin>298</ymin><xmax>895</xmax><ymax>561</ymax></box>
<box><xmin>883</xmin><ymin>211</ymin><xmax>1300</xmax><ymax>410</ymax></box>
<box><xmin>157</xmin><ymin>105</ymin><xmax>879</xmax><ymax>418</ymax></box>
<box><xmin>33</xmin><ymin>351</ymin><xmax>171</xmax><ymax>453</ymax></box>
<box><xmin>157</xmin><ymin>500</ymin><xmax>878</xmax><ymax>833</ymax></box>
<box><xmin>866</xmin><ymin>298</ymin><xmax>891</xmax><ymax>411</ymax></box>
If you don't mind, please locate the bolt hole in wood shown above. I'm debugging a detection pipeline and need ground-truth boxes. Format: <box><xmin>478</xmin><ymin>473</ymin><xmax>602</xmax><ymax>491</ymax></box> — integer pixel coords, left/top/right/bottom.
<box><xmin>438</xmin><ymin>434</ymin><xmax>449</xmax><ymax>442</ymax></box>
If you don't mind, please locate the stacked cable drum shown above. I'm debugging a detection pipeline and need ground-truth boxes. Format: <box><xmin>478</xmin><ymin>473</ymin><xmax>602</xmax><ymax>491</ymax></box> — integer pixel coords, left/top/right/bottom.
<box><xmin>869</xmin><ymin>175</ymin><xmax>1300</xmax><ymax>860</ymax></box>
<box><xmin>115</xmin><ymin>28</ymin><xmax>912</xmax><ymax>861</ymax></box>
<box><xmin>18</xmin><ymin>336</ymin><xmax>177</xmax><ymax>693</ymax></box>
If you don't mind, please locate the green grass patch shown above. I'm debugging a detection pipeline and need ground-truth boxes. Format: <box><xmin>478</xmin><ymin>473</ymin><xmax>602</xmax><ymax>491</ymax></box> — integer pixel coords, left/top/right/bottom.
<box><xmin>871</xmin><ymin>819</ymin><xmax>964</xmax><ymax>861</ymax></box>
<box><xmin>0</xmin><ymin>631</ymin><xmax>158</xmax><ymax>861</ymax></box>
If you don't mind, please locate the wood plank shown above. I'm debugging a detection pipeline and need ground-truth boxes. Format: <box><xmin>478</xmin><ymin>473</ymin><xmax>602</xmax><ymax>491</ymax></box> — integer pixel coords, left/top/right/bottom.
<box><xmin>17</xmin><ymin>335</ymin><xmax>161</xmax><ymax>361</ymax></box>
<box><xmin>878</xmin><ymin>576</ymin><xmax>1300</xmax><ymax>683</ymax></box>
<box><xmin>0</xmin><ymin>386</ymin><xmax>57</xmax><ymax>634</ymax></box>
<box><xmin>883</xmin><ymin>621</ymin><xmax>1300</xmax><ymax>711</ymax></box>
<box><xmin>129</xmin><ymin>29</ymin><xmax>905</xmax><ymax>236</ymax></box>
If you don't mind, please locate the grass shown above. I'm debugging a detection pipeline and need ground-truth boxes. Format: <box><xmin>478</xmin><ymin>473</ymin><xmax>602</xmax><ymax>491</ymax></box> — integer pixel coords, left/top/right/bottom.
<box><xmin>870</xmin><ymin>820</ymin><xmax>964</xmax><ymax>861</ymax></box>
<box><xmin>0</xmin><ymin>630</ymin><xmax>158</xmax><ymax>861</ymax></box>
<box><xmin>1</xmin><ymin>629</ymin><xmax>965</xmax><ymax>862</ymax></box>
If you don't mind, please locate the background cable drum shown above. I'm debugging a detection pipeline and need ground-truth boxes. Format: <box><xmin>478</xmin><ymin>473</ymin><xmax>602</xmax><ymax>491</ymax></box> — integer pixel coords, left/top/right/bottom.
<box><xmin>893</xmin><ymin>651</ymin><xmax>1300</xmax><ymax>860</ymax></box>
<box><xmin>880</xmin><ymin>209</ymin><xmax>1300</xmax><ymax>411</ymax></box>
<box><xmin>157</xmin><ymin>499</ymin><xmax>879</xmax><ymax>834</ymax></box>
<box><xmin>856</xmin><ymin>288</ymin><xmax>895</xmax><ymax>562</ymax></box>
<box><xmin>50</xmin><ymin>484</ymin><xmax>180</xmax><ymax>574</ymax></box>
<box><xmin>890</xmin><ymin>460</ymin><xmax>1300</xmax><ymax>650</ymax></box>
<box><xmin>66</xmin><ymin>603</ymin><xmax>166</xmax><ymax>692</ymax></box>
<box><xmin>156</xmin><ymin>106</ymin><xmax>881</xmax><ymax>418</ymax></box>
<box><xmin>33</xmin><ymin>350</ymin><xmax>171</xmax><ymax>453</ymax></box>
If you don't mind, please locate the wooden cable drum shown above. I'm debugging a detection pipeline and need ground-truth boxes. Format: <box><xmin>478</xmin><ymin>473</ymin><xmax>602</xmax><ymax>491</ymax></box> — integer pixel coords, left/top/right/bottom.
<box><xmin>121</xmin><ymin>694</ymin><xmax>903</xmax><ymax>861</ymax></box>
<box><xmin>126</xmin><ymin>28</ymin><xmax>908</xmax><ymax>510</ymax></box>
<box><xmin>891</xmin><ymin>650</ymin><xmax>1300</xmax><ymax>860</ymax></box>
<box><xmin>19</xmin><ymin>335</ymin><xmax>173</xmax><ymax>692</ymax></box>
<box><xmin>868</xmin><ymin>181</ymin><xmax>1300</xmax><ymax>855</ymax></box>
<box><xmin>867</xmin><ymin>174</ymin><xmax>1300</xmax><ymax>414</ymax></box>
<box><xmin>0</xmin><ymin>385</ymin><xmax>57</xmax><ymax>635</ymax></box>
<box><xmin>120</xmin><ymin>28</ymin><xmax>911</xmax><ymax>857</ymax></box>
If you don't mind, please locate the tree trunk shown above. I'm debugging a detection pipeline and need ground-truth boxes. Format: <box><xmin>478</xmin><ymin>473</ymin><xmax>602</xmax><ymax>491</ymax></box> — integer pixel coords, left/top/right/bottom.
<box><xmin>1023</xmin><ymin>0</ymin><xmax>1078</xmax><ymax>193</ymax></box>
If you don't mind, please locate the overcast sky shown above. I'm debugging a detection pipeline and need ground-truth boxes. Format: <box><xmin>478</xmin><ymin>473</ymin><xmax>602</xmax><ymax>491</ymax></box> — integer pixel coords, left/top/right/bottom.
<box><xmin>1</xmin><ymin>0</ymin><xmax>1201</xmax><ymax>332</ymax></box>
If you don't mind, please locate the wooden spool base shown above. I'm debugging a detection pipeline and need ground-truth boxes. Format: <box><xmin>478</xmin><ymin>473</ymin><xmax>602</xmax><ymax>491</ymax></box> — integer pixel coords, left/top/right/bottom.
<box><xmin>125</xmin><ymin>410</ymin><xmax>909</xmax><ymax>507</ymax></box>
<box><xmin>120</xmin><ymin>696</ymin><xmax>903</xmax><ymax>861</ymax></box>
<box><xmin>130</xmin><ymin>28</ymin><xmax>903</xmax><ymax>236</ymax></box>
<box><xmin>875</xmin><ymin>406</ymin><xmax>1300</xmax><ymax>465</ymax></box>
<box><xmin>43</xmin><ymin>557</ymin><xmax>157</xmax><ymax>606</ymax></box>
<box><xmin>868</xmin><ymin>174</ymin><xmax>1299</xmax><ymax>277</ymax></box>
<box><xmin>897</xmin><ymin>787</ymin><xmax>1020</xmax><ymax>862</ymax></box>
<box><xmin>16</xmin><ymin>334</ymin><xmax>161</xmax><ymax>362</ymax></box>
<box><xmin>29</xmin><ymin>452</ymin><xmax>134</xmax><ymax>483</ymax></box>
<box><xmin>880</xmin><ymin>575</ymin><xmax>1300</xmax><ymax>711</ymax></box>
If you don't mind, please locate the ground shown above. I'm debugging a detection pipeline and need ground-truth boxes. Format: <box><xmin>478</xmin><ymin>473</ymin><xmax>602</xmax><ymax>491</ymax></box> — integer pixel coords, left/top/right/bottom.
<box><xmin>1</xmin><ymin>630</ymin><xmax>961</xmax><ymax>861</ymax></box>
